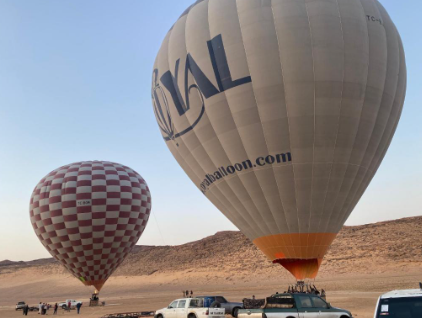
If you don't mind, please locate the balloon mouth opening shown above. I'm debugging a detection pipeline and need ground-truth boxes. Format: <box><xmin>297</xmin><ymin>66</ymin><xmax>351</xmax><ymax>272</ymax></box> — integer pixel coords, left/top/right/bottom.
<box><xmin>273</xmin><ymin>258</ymin><xmax>322</xmax><ymax>280</ymax></box>
<box><xmin>80</xmin><ymin>279</ymin><xmax>107</xmax><ymax>292</ymax></box>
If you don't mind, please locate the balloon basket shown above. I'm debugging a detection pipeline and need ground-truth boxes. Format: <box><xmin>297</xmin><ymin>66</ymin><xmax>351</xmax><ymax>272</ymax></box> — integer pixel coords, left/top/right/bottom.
<box><xmin>89</xmin><ymin>291</ymin><xmax>102</xmax><ymax>307</ymax></box>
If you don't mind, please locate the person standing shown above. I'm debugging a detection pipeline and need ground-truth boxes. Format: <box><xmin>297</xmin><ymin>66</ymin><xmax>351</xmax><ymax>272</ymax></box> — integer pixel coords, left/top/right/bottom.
<box><xmin>39</xmin><ymin>302</ymin><xmax>42</xmax><ymax>315</ymax></box>
<box><xmin>321</xmin><ymin>289</ymin><xmax>326</xmax><ymax>300</ymax></box>
<box><xmin>76</xmin><ymin>302</ymin><xmax>82</xmax><ymax>314</ymax></box>
<box><xmin>53</xmin><ymin>303</ymin><xmax>58</xmax><ymax>315</ymax></box>
<box><xmin>67</xmin><ymin>301</ymin><xmax>71</xmax><ymax>312</ymax></box>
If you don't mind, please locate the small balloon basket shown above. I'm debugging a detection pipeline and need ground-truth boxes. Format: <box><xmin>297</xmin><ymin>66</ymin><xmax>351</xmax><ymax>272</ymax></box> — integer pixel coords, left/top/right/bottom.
<box><xmin>89</xmin><ymin>290</ymin><xmax>104</xmax><ymax>307</ymax></box>
<box><xmin>100</xmin><ymin>311</ymin><xmax>155</xmax><ymax>318</ymax></box>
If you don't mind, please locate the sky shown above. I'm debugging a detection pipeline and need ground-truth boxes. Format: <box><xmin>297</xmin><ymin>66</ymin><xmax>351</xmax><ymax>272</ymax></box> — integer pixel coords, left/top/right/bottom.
<box><xmin>0</xmin><ymin>0</ymin><xmax>421</xmax><ymax>262</ymax></box>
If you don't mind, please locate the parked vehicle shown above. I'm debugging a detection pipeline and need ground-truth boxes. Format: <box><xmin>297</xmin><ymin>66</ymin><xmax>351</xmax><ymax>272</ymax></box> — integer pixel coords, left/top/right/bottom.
<box><xmin>196</xmin><ymin>296</ymin><xmax>243</xmax><ymax>317</ymax></box>
<box><xmin>15</xmin><ymin>301</ymin><xmax>26</xmax><ymax>311</ymax></box>
<box><xmin>58</xmin><ymin>299</ymin><xmax>83</xmax><ymax>309</ymax></box>
<box><xmin>374</xmin><ymin>284</ymin><xmax>422</xmax><ymax>318</ymax></box>
<box><xmin>238</xmin><ymin>293</ymin><xmax>352</xmax><ymax>318</ymax></box>
<box><xmin>155</xmin><ymin>298</ymin><xmax>225</xmax><ymax>318</ymax></box>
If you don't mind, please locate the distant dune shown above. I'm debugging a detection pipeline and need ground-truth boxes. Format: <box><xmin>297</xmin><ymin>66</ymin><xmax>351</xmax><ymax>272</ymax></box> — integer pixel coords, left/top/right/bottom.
<box><xmin>2</xmin><ymin>216</ymin><xmax>422</xmax><ymax>279</ymax></box>
<box><xmin>0</xmin><ymin>258</ymin><xmax>55</xmax><ymax>268</ymax></box>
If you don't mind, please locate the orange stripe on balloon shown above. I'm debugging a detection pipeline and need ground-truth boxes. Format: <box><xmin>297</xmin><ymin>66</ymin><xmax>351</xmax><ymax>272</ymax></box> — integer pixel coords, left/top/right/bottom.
<box><xmin>253</xmin><ymin>233</ymin><xmax>337</xmax><ymax>280</ymax></box>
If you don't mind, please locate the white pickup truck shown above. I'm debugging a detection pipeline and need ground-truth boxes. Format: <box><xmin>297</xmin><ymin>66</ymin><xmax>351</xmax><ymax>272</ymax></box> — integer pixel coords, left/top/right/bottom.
<box><xmin>155</xmin><ymin>298</ymin><xmax>225</xmax><ymax>318</ymax></box>
<box><xmin>58</xmin><ymin>299</ymin><xmax>83</xmax><ymax>309</ymax></box>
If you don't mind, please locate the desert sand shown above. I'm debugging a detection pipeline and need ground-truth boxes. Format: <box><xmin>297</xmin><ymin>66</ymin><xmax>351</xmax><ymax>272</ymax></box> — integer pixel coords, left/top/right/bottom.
<box><xmin>1</xmin><ymin>217</ymin><xmax>422</xmax><ymax>318</ymax></box>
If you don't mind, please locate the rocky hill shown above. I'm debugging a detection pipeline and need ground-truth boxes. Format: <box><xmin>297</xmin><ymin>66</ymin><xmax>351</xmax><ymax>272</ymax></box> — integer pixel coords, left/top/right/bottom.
<box><xmin>1</xmin><ymin>216</ymin><xmax>422</xmax><ymax>279</ymax></box>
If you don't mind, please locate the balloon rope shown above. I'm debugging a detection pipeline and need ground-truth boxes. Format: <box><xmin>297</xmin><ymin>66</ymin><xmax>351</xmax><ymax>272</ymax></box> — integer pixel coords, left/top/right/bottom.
<box><xmin>151</xmin><ymin>210</ymin><xmax>167</xmax><ymax>246</ymax></box>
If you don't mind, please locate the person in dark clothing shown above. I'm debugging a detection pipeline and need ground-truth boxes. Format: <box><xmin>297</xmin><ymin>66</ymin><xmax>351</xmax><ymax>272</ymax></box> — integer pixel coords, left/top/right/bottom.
<box><xmin>53</xmin><ymin>303</ymin><xmax>58</xmax><ymax>315</ymax></box>
<box><xmin>76</xmin><ymin>302</ymin><xmax>82</xmax><ymax>314</ymax></box>
<box><xmin>22</xmin><ymin>305</ymin><xmax>28</xmax><ymax>316</ymax></box>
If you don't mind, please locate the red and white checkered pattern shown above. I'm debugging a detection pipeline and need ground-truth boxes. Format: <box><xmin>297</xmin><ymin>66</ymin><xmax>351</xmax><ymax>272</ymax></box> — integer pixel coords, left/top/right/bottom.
<box><xmin>29</xmin><ymin>161</ymin><xmax>152</xmax><ymax>291</ymax></box>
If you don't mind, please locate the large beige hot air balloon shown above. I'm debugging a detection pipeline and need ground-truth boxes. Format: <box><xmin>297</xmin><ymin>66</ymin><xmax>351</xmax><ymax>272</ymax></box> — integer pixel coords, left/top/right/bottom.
<box><xmin>152</xmin><ymin>0</ymin><xmax>406</xmax><ymax>280</ymax></box>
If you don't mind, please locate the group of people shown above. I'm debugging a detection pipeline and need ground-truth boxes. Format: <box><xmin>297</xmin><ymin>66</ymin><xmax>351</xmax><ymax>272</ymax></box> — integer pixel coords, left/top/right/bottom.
<box><xmin>284</xmin><ymin>283</ymin><xmax>326</xmax><ymax>299</ymax></box>
<box><xmin>25</xmin><ymin>302</ymin><xmax>52</xmax><ymax>315</ymax></box>
<box><xmin>182</xmin><ymin>290</ymin><xmax>194</xmax><ymax>298</ymax></box>
<box><xmin>19</xmin><ymin>302</ymin><xmax>54</xmax><ymax>316</ymax></box>
<box><xmin>21</xmin><ymin>301</ymin><xmax>82</xmax><ymax>315</ymax></box>
<box><xmin>37</xmin><ymin>303</ymin><xmax>55</xmax><ymax>315</ymax></box>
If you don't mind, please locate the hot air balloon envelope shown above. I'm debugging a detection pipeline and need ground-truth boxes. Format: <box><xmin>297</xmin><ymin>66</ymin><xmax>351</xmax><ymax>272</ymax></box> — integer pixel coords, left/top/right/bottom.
<box><xmin>30</xmin><ymin>161</ymin><xmax>152</xmax><ymax>290</ymax></box>
<box><xmin>152</xmin><ymin>0</ymin><xmax>406</xmax><ymax>279</ymax></box>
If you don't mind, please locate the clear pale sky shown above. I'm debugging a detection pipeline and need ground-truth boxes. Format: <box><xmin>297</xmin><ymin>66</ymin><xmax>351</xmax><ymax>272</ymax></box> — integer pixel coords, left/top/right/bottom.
<box><xmin>0</xmin><ymin>0</ymin><xmax>420</xmax><ymax>261</ymax></box>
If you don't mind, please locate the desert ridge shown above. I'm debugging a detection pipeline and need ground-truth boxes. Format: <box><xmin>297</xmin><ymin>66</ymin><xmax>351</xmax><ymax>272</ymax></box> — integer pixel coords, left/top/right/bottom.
<box><xmin>3</xmin><ymin>216</ymin><xmax>421</xmax><ymax>277</ymax></box>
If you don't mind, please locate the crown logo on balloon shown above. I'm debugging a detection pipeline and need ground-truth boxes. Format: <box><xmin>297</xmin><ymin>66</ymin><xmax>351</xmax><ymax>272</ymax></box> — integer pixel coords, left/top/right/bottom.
<box><xmin>152</xmin><ymin>69</ymin><xmax>179</xmax><ymax>146</ymax></box>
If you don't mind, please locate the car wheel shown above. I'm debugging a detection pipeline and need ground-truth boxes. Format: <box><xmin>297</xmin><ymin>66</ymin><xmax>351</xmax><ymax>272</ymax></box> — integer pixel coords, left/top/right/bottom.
<box><xmin>188</xmin><ymin>314</ymin><xmax>197</xmax><ymax>318</ymax></box>
<box><xmin>210</xmin><ymin>301</ymin><xmax>221</xmax><ymax>308</ymax></box>
<box><xmin>232</xmin><ymin>308</ymin><xmax>240</xmax><ymax>317</ymax></box>
<box><xmin>156</xmin><ymin>314</ymin><xmax>163</xmax><ymax>318</ymax></box>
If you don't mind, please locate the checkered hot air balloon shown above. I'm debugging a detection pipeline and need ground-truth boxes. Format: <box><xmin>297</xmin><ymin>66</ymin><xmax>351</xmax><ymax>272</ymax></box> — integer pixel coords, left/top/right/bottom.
<box><xmin>29</xmin><ymin>161</ymin><xmax>151</xmax><ymax>291</ymax></box>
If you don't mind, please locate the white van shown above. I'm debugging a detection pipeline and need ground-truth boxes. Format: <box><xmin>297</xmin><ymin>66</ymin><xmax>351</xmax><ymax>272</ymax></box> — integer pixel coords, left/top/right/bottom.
<box><xmin>374</xmin><ymin>284</ymin><xmax>422</xmax><ymax>318</ymax></box>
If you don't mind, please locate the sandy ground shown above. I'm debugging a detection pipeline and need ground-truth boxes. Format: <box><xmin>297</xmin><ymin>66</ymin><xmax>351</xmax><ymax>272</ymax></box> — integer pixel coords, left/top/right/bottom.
<box><xmin>1</xmin><ymin>270</ymin><xmax>421</xmax><ymax>318</ymax></box>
